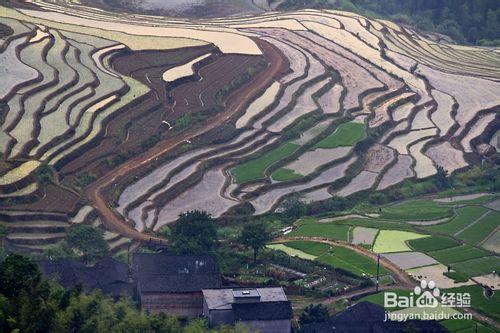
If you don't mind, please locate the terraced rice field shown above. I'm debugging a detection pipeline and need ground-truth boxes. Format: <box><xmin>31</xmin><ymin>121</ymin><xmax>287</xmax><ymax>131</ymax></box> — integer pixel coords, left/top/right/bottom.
<box><xmin>0</xmin><ymin>2</ymin><xmax>499</xmax><ymax>252</ymax></box>
<box><xmin>372</xmin><ymin>230</ymin><xmax>428</xmax><ymax>253</ymax></box>
<box><xmin>317</xmin><ymin>246</ymin><xmax>390</xmax><ymax>277</ymax></box>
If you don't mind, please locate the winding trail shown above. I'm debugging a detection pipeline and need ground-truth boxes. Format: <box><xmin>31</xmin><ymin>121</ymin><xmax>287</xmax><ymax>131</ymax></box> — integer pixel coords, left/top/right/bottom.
<box><xmin>277</xmin><ymin>236</ymin><xmax>415</xmax><ymax>288</ymax></box>
<box><xmin>84</xmin><ymin>39</ymin><xmax>287</xmax><ymax>241</ymax></box>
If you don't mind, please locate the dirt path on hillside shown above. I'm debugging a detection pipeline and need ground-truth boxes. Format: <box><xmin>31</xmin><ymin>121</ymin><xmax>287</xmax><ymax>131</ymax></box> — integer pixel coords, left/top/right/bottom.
<box><xmin>278</xmin><ymin>237</ymin><xmax>415</xmax><ymax>288</ymax></box>
<box><xmin>85</xmin><ymin>39</ymin><xmax>287</xmax><ymax>241</ymax></box>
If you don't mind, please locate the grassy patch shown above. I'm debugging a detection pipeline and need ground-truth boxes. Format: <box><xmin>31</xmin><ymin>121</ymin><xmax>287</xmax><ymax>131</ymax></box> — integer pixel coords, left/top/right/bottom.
<box><xmin>441</xmin><ymin>319</ymin><xmax>496</xmax><ymax>333</ymax></box>
<box><xmin>372</xmin><ymin>230</ymin><xmax>429</xmax><ymax>253</ymax></box>
<box><xmin>450</xmin><ymin>257</ymin><xmax>500</xmax><ymax>279</ymax></box>
<box><xmin>381</xmin><ymin>199</ymin><xmax>453</xmax><ymax>221</ymax></box>
<box><xmin>427</xmin><ymin>206</ymin><xmax>488</xmax><ymax>235</ymax></box>
<box><xmin>444</xmin><ymin>285</ymin><xmax>500</xmax><ymax>321</ymax></box>
<box><xmin>271</xmin><ymin>168</ymin><xmax>303</xmax><ymax>182</ymax></box>
<box><xmin>336</xmin><ymin>218</ymin><xmax>414</xmax><ymax>231</ymax></box>
<box><xmin>317</xmin><ymin>246</ymin><xmax>389</xmax><ymax>277</ymax></box>
<box><xmin>408</xmin><ymin>236</ymin><xmax>460</xmax><ymax>252</ymax></box>
<box><xmin>427</xmin><ymin>245</ymin><xmax>491</xmax><ymax>265</ymax></box>
<box><xmin>457</xmin><ymin>211</ymin><xmax>500</xmax><ymax>245</ymax></box>
<box><xmin>266</xmin><ymin>244</ymin><xmax>316</xmax><ymax>260</ymax></box>
<box><xmin>284</xmin><ymin>241</ymin><xmax>331</xmax><ymax>256</ymax></box>
<box><xmin>357</xmin><ymin>289</ymin><xmax>411</xmax><ymax>310</ymax></box>
<box><xmin>289</xmin><ymin>223</ymin><xmax>350</xmax><ymax>241</ymax></box>
<box><xmin>313</xmin><ymin>122</ymin><xmax>365</xmax><ymax>149</ymax></box>
<box><xmin>230</xmin><ymin>142</ymin><xmax>299</xmax><ymax>183</ymax></box>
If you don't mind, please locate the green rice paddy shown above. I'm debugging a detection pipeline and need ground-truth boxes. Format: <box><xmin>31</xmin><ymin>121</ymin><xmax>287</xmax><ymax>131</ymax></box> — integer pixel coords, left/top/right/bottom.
<box><xmin>317</xmin><ymin>246</ymin><xmax>389</xmax><ymax>277</ymax></box>
<box><xmin>372</xmin><ymin>230</ymin><xmax>429</xmax><ymax>253</ymax></box>
<box><xmin>313</xmin><ymin>122</ymin><xmax>365</xmax><ymax>149</ymax></box>
<box><xmin>230</xmin><ymin>142</ymin><xmax>299</xmax><ymax>183</ymax></box>
<box><xmin>381</xmin><ymin>199</ymin><xmax>453</xmax><ymax>221</ymax></box>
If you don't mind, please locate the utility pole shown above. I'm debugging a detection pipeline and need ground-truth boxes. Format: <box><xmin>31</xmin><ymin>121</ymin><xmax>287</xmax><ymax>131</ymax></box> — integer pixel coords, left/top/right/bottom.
<box><xmin>376</xmin><ymin>254</ymin><xmax>380</xmax><ymax>292</ymax></box>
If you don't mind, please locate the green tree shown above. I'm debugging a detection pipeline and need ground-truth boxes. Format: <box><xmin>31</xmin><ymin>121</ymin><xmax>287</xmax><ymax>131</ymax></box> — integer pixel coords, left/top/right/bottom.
<box><xmin>299</xmin><ymin>304</ymin><xmax>330</xmax><ymax>326</ymax></box>
<box><xmin>239</xmin><ymin>221</ymin><xmax>272</xmax><ymax>263</ymax></box>
<box><xmin>0</xmin><ymin>254</ymin><xmax>40</xmax><ymax>298</ymax></box>
<box><xmin>434</xmin><ymin>165</ymin><xmax>451</xmax><ymax>190</ymax></box>
<box><xmin>170</xmin><ymin>210</ymin><xmax>218</xmax><ymax>254</ymax></box>
<box><xmin>65</xmin><ymin>225</ymin><xmax>109</xmax><ymax>264</ymax></box>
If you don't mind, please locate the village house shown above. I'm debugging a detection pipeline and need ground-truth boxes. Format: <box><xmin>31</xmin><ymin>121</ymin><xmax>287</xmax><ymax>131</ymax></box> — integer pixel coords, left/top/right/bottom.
<box><xmin>39</xmin><ymin>257</ymin><xmax>133</xmax><ymax>299</ymax></box>
<box><xmin>202</xmin><ymin>287</ymin><xmax>293</xmax><ymax>333</ymax></box>
<box><xmin>132</xmin><ymin>252</ymin><xmax>221</xmax><ymax>317</ymax></box>
<box><xmin>302</xmin><ymin>302</ymin><xmax>446</xmax><ymax>333</ymax></box>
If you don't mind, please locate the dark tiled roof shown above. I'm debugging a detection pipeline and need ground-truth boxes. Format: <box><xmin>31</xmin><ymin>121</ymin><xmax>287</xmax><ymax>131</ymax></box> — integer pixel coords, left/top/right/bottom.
<box><xmin>302</xmin><ymin>302</ymin><xmax>447</xmax><ymax>333</ymax></box>
<box><xmin>232</xmin><ymin>301</ymin><xmax>293</xmax><ymax>321</ymax></box>
<box><xmin>132</xmin><ymin>253</ymin><xmax>221</xmax><ymax>293</ymax></box>
<box><xmin>38</xmin><ymin>258</ymin><xmax>132</xmax><ymax>298</ymax></box>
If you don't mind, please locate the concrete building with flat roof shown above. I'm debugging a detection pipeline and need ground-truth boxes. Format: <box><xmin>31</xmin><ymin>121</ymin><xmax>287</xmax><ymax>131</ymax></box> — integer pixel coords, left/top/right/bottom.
<box><xmin>202</xmin><ymin>287</ymin><xmax>292</xmax><ymax>333</ymax></box>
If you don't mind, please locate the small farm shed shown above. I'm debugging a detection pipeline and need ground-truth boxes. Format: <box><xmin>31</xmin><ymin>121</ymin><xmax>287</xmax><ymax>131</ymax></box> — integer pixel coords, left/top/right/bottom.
<box><xmin>302</xmin><ymin>301</ymin><xmax>447</xmax><ymax>333</ymax></box>
<box><xmin>202</xmin><ymin>287</ymin><xmax>293</xmax><ymax>333</ymax></box>
<box><xmin>39</xmin><ymin>257</ymin><xmax>133</xmax><ymax>299</ymax></box>
<box><xmin>132</xmin><ymin>253</ymin><xmax>221</xmax><ymax>317</ymax></box>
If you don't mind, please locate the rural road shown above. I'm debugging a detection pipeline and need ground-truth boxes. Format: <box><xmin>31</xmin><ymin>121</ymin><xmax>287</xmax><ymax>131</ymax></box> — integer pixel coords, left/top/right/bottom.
<box><xmin>277</xmin><ymin>236</ymin><xmax>415</xmax><ymax>288</ymax></box>
<box><xmin>85</xmin><ymin>39</ymin><xmax>287</xmax><ymax>241</ymax></box>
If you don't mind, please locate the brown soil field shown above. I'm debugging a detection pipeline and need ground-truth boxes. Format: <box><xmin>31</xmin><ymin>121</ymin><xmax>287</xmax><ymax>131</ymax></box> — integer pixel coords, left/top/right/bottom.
<box><xmin>2</xmin><ymin>184</ymin><xmax>80</xmax><ymax>214</ymax></box>
<box><xmin>168</xmin><ymin>53</ymin><xmax>265</xmax><ymax>116</ymax></box>
<box><xmin>59</xmin><ymin>46</ymin><xmax>216</xmax><ymax>177</ymax></box>
<box><xmin>85</xmin><ymin>38</ymin><xmax>288</xmax><ymax>240</ymax></box>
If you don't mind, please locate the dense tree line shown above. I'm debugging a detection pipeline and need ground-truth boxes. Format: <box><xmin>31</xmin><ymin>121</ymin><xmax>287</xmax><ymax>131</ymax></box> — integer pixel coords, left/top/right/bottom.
<box><xmin>276</xmin><ymin>0</ymin><xmax>500</xmax><ymax>45</ymax></box>
<box><xmin>0</xmin><ymin>253</ymin><xmax>252</xmax><ymax>333</ymax></box>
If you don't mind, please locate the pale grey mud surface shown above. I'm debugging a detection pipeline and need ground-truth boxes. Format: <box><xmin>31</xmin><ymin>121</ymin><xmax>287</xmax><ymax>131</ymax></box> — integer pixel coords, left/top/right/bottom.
<box><xmin>382</xmin><ymin>252</ymin><xmax>438</xmax><ymax>270</ymax></box>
